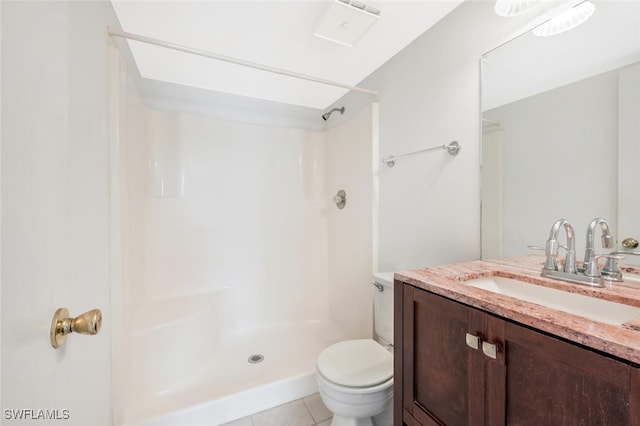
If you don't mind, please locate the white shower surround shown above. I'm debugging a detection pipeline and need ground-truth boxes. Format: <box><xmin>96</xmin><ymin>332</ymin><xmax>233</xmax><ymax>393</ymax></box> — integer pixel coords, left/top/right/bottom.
<box><xmin>115</xmin><ymin>68</ymin><xmax>377</xmax><ymax>425</ymax></box>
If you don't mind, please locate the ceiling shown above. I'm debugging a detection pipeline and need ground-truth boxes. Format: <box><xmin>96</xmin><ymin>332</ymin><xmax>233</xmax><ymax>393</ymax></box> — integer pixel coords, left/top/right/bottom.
<box><xmin>110</xmin><ymin>0</ymin><xmax>463</xmax><ymax>110</ymax></box>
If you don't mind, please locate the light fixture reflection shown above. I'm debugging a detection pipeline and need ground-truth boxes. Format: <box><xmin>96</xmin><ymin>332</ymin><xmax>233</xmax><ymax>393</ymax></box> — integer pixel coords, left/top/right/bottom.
<box><xmin>533</xmin><ymin>1</ymin><xmax>595</xmax><ymax>37</ymax></box>
<box><xmin>494</xmin><ymin>0</ymin><xmax>541</xmax><ymax>17</ymax></box>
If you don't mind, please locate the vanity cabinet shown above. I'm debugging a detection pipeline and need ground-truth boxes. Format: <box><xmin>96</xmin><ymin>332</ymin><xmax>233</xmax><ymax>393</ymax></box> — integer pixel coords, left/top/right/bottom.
<box><xmin>394</xmin><ymin>282</ymin><xmax>640</xmax><ymax>426</ymax></box>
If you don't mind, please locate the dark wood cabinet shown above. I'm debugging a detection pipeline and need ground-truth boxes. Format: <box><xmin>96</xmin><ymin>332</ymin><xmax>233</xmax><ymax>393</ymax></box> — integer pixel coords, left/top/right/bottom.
<box><xmin>400</xmin><ymin>285</ymin><xmax>485</xmax><ymax>426</ymax></box>
<box><xmin>395</xmin><ymin>281</ymin><xmax>640</xmax><ymax>426</ymax></box>
<box><xmin>502</xmin><ymin>320</ymin><xmax>633</xmax><ymax>425</ymax></box>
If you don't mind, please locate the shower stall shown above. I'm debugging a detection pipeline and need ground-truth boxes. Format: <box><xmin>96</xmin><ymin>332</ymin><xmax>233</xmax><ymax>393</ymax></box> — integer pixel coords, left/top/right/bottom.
<box><xmin>110</xmin><ymin>51</ymin><xmax>378</xmax><ymax>425</ymax></box>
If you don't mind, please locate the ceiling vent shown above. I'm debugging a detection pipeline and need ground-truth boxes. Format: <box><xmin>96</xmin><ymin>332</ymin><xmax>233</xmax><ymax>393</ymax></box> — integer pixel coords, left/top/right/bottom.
<box><xmin>313</xmin><ymin>0</ymin><xmax>381</xmax><ymax>47</ymax></box>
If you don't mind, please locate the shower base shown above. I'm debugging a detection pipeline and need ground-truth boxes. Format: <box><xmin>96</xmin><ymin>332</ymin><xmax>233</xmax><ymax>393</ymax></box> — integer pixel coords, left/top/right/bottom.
<box><xmin>123</xmin><ymin>320</ymin><xmax>354</xmax><ymax>426</ymax></box>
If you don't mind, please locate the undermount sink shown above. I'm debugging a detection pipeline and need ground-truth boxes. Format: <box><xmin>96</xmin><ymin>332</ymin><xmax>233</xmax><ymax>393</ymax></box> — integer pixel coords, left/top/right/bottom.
<box><xmin>465</xmin><ymin>276</ymin><xmax>640</xmax><ymax>326</ymax></box>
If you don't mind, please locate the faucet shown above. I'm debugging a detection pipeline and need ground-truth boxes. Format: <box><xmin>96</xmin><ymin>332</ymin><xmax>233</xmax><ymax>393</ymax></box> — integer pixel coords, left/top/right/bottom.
<box><xmin>540</xmin><ymin>219</ymin><xmax>606</xmax><ymax>286</ymax></box>
<box><xmin>539</xmin><ymin>218</ymin><xmax>624</xmax><ymax>287</ymax></box>
<box><xmin>543</xmin><ymin>219</ymin><xmax>577</xmax><ymax>274</ymax></box>
<box><xmin>582</xmin><ymin>218</ymin><xmax>613</xmax><ymax>273</ymax></box>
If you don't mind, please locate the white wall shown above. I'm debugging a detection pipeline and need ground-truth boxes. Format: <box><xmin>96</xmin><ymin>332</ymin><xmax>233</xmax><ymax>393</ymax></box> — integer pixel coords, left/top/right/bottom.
<box><xmin>325</xmin><ymin>105</ymin><xmax>375</xmax><ymax>339</ymax></box>
<box><xmin>1</xmin><ymin>1</ymin><xmax>119</xmax><ymax>424</ymax></box>
<box><xmin>326</xmin><ymin>1</ymin><xmax>541</xmax><ymax>272</ymax></box>
<box><xmin>484</xmin><ymin>70</ymin><xmax>618</xmax><ymax>257</ymax></box>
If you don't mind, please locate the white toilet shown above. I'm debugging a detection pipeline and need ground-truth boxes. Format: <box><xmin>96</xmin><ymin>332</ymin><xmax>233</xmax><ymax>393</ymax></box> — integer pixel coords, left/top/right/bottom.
<box><xmin>316</xmin><ymin>272</ymin><xmax>394</xmax><ymax>426</ymax></box>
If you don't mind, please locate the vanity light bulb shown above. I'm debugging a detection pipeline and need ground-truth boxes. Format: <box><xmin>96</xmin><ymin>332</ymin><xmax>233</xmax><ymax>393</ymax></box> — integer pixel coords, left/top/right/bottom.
<box><xmin>532</xmin><ymin>1</ymin><xmax>595</xmax><ymax>37</ymax></box>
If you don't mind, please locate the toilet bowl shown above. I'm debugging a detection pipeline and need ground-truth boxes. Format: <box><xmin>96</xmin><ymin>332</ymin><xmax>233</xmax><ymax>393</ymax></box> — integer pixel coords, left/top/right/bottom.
<box><xmin>316</xmin><ymin>339</ymin><xmax>393</xmax><ymax>426</ymax></box>
<box><xmin>316</xmin><ymin>271</ymin><xmax>395</xmax><ymax>426</ymax></box>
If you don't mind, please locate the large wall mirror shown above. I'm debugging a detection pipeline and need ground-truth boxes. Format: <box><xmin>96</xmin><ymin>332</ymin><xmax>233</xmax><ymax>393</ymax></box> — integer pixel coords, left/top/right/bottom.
<box><xmin>481</xmin><ymin>0</ymin><xmax>640</xmax><ymax>262</ymax></box>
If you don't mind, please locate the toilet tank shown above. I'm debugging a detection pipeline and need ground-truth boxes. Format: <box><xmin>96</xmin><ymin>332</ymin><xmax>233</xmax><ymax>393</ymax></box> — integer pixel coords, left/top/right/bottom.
<box><xmin>373</xmin><ymin>272</ymin><xmax>395</xmax><ymax>347</ymax></box>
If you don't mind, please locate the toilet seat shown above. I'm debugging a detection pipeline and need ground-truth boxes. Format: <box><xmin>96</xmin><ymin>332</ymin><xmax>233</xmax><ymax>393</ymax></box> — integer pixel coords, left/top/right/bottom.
<box><xmin>317</xmin><ymin>367</ymin><xmax>393</xmax><ymax>396</ymax></box>
<box><xmin>317</xmin><ymin>339</ymin><xmax>393</xmax><ymax>388</ymax></box>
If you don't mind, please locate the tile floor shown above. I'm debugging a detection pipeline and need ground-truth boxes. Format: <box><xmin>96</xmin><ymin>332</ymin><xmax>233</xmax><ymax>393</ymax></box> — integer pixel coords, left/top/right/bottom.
<box><xmin>221</xmin><ymin>393</ymin><xmax>332</xmax><ymax>426</ymax></box>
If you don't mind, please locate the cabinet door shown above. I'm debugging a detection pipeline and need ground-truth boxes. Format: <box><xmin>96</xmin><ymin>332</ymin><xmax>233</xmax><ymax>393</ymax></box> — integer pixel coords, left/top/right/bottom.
<box><xmin>501</xmin><ymin>322</ymin><xmax>634</xmax><ymax>425</ymax></box>
<box><xmin>403</xmin><ymin>286</ymin><xmax>485</xmax><ymax>425</ymax></box>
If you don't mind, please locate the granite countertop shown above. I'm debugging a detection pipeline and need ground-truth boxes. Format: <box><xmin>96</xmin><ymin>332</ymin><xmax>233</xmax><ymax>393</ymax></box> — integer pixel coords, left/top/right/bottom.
<box><xmin>395</xmin><ymin>254</ymin><xmax>640</xmax><ymax>364</ymax></box>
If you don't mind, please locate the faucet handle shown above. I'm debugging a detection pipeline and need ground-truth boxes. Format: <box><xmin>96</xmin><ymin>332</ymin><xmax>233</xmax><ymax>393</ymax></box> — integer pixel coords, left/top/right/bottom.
<box><xmin>532</xmin><ymin>242</ymin><xmax>571</xmax><ymax>271</ymax></box>
<box><xmin>602</xmin><ymin>251</ymin><xmax>640</xmax><ymax>281</ymax></box>
<box><xmin>585</xmin><ymin>254</ymin><xmax>626</xmax><ymax>278</ymax></box>
<box><xmin>542</xmin><ymin>239</ymin><xmax>559</xmax><ymax>271</ymax></box>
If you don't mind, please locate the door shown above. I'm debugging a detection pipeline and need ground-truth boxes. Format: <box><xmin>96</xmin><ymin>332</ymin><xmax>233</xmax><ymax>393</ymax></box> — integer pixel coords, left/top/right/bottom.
<box><xmin>501</xmin><ymin>322</ymin><xmax>633</xmax><ymax>425</ymax></box>
<box><xmin>617</xmin><ymin>63</ymin><xmax>640</xmax><ymax>265</ymax></box>
<box><xmin>402</xmin><ymin>286</ymin><xmax>485</xmax><ymax>425</ymax></box>
<box><xmin>1</xmin><ymin>2</ymin><xmax>113</xmax><ymax>424</ymax></box>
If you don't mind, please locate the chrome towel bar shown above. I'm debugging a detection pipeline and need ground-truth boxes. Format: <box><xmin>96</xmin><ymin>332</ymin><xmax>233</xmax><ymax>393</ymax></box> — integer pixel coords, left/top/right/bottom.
<box><xmin>381</xmin><ymin>141</ymin><xmax>460</xmax><ymax>168</ymax></box>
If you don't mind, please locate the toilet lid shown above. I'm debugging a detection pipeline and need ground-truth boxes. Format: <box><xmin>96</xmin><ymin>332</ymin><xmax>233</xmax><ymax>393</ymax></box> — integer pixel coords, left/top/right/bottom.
<box><xmin>317</xmin><ymin>339</ymin><xmax>393</xmax><ymax>388</ymax></box>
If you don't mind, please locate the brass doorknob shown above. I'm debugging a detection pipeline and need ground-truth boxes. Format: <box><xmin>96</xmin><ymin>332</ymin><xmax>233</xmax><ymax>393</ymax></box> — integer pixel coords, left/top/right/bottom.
<box><xmin>622</xmin><ymin>238</ymin><xmax>639</xmax><ymax>249</ymax></box>
<box><xmin>50</xmin><ymin>308</ymin><xmax>102</xmax><ymax>348</ymax></box>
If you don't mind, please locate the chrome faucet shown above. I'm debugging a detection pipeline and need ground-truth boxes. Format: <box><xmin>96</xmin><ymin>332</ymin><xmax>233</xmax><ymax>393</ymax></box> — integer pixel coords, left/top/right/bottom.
<box><xmin>582</xmin><ymin>218</ymin><xmax>613</xmax><ymax>273</ymax></box>
<box><xmin>540</xmin><ymin>219</ymin><xmax>607</xmax><ymax>286</ymax></box>
<box><xmin>538</xmin><ymin>218</ymin><xmax>629</xmax><ymax>287</ymax></box>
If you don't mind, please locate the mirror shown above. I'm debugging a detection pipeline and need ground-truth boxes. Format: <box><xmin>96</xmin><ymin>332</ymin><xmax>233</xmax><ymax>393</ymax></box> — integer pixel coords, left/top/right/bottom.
<box><xmin>480</xmin><ymin>0</ymin><xmax>640</xmax><ymax>261</ymax></box>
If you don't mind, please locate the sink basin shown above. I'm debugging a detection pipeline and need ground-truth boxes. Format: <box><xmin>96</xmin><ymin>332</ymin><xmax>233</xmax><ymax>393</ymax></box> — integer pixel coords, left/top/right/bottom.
<box><xmin>465</xmin><ymin>276</ymin><xmax>640</xmax><ymax>326</ymax></box>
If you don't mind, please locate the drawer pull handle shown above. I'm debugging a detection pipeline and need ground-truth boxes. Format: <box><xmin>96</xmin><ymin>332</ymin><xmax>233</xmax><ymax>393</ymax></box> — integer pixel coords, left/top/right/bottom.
<box><xmin>465</xmin><ymin>333</ymin><xmax>480</xmax><ymax>350</ymax></box>
<box><xmin>482</xmin><ymin>341</ymin><xmax>498</xmax><ymax>359</ymax></box>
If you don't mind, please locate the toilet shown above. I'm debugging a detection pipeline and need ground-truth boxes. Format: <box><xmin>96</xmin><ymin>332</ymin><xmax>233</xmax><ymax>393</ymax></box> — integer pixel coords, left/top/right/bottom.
<box><xmin>316</xmin><ymin>272</ymin><xmax>394</xmax><ymax>426</ymax></box>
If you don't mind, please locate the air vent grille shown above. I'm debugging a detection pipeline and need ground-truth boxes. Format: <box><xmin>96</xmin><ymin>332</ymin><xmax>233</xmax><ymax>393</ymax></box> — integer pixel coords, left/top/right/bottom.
<box><xmin>338</xmin><ymin>0</ymin><xmax>381</xmax><ymax>16</ymax></box>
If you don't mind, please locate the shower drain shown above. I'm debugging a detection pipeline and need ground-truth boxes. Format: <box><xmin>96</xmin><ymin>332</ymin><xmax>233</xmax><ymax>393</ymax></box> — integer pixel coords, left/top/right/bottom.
<box><xmin>248</xmin><ymin>354</ymin><xmax>264</xmax><ymax>364</ymax></box>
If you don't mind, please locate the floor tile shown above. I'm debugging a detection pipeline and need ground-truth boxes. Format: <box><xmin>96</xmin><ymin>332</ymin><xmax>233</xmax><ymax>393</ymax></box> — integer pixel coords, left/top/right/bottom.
<box><xmin>303</xmin><ymin>393</ymin><xmax>332</xmax><ymax>423</ymax></box>
<box><xmin>220</xmin><ymin>416</ymin><xmax>252</xmax><ymax>426</ymax></box>
<box><xmin>252</xmin><ymin>400</ymin><xmax>315</xmax><ymax>426</ymax></box>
